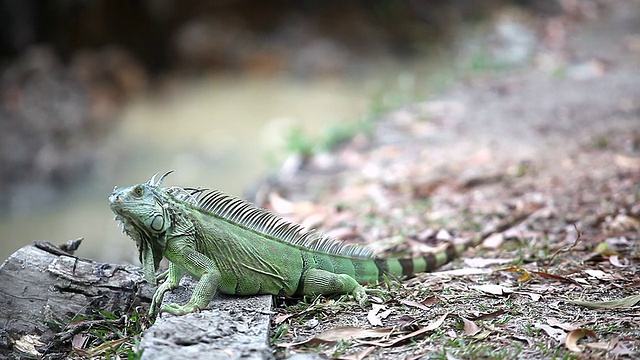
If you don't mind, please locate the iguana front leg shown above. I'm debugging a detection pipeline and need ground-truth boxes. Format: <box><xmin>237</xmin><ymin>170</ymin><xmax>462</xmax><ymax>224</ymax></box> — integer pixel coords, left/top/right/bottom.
<box><xmin>299</xmin><ymin>268</ymin><xmax>367</xmax><ymax>306</ymax></box>
<box><xmin>149</xmin><ymin>262</ymin><xmax>183</xmax><ymax>317</ymax></box>
<box><xmin>154</xmin><ymin>243</ymin><xmax>221</xmax><ymax>316</ymax></box>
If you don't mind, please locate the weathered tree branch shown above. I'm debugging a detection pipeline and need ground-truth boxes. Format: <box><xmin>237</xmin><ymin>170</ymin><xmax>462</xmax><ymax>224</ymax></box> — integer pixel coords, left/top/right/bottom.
<box><xmin>0</xmin><ymin>242</ymin><xmax>153</xmax><ymax>354</ymax></box>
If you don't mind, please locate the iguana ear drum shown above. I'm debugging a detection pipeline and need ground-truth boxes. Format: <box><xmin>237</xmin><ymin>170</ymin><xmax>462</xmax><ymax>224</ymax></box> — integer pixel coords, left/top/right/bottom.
<box><xmin>149</xmin><ymin>214</ymin><xmax>165</xmax><ymax>232</ymax></box>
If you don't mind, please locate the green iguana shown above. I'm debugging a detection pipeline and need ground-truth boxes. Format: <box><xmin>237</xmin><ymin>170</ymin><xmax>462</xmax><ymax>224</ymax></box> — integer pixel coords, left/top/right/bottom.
<box><xmin>109</xmin><ymin>171</ymin><xmax>475</xmax><ymax>317</ymax></box>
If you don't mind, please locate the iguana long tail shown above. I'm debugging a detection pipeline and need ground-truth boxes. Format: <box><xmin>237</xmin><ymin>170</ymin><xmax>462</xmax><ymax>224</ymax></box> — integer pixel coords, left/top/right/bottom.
<box><xmin>373</xmin><ymin>210</ymin><xmax>530</xmax><ymax>282</ymax></box>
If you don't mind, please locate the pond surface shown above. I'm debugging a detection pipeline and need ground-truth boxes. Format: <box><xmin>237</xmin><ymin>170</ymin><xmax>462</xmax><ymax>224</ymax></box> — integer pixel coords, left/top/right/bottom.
<box><xmin>0</xmin><ymin>56</ymin><xmax>452</xmax><ymax>263</ymax></box>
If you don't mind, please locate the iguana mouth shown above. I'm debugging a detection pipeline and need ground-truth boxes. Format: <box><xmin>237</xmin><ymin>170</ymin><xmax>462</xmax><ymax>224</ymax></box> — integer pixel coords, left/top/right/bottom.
<box><xmin>108</xmin><ymin>192</ymin><xmax>144</xmax><ymax>216</ymax></box>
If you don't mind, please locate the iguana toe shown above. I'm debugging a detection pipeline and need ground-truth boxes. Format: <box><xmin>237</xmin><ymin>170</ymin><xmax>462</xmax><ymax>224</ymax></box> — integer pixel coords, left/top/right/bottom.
<box><xmin>160</xmin><ymin>303</ymin><xmax>202</xmax><ymax>316</ymax></box>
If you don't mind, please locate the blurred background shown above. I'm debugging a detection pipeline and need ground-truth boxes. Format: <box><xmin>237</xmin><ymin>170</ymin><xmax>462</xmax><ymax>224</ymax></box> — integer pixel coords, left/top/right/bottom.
<box><xmin>0</xmin><ymin>0</ymin><xmax>579</xmax><ymax>263</ymax></box>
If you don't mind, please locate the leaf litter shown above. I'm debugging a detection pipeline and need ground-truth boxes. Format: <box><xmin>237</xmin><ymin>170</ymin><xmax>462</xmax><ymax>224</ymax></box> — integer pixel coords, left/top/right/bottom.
<box><xmin>267</xmin><ymin>2</ymin><xmax>640</xmax><ymax>358</ymax></box>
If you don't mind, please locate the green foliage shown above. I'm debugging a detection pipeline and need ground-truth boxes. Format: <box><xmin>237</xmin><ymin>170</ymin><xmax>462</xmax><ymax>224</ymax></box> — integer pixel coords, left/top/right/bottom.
<box><xmin>271</xmin><ymin>323</ymin><xmax>289</xmax><ymax>344</ymax></box>
<box><xmin>592</xmin><ymin>135</ymin><xmax>609</xmax><ymax>149</ymax></box>
<box><xmin>331</xmin><ymin>339</ymin><xmax>354</xmax><ymax>357</ymax></box>
<box><xmin>285</xmin><ymin>118</ymin><xmax>373</xmax><ymax>157</ymax></box>
<box><xmin>284</xmin><ymin>69</ymin><xmax>434</xmax><ymax>158</ymax></box>
<box><xmin>57</xmin><ymin>308</ymin><xmax>148</xmax><ymax>359</ymax></box>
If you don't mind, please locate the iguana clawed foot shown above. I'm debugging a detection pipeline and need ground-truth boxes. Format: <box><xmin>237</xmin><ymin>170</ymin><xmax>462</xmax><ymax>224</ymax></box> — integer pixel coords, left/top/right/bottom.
<box><xmin>159</xmin><ymin>302</ymin><xmax>202</xmax><ymax>316</ymax></box>
<box><xmin>353</xmin><ymin>285</ymin><xmax>368</xmax><ymax>307</ymax></box>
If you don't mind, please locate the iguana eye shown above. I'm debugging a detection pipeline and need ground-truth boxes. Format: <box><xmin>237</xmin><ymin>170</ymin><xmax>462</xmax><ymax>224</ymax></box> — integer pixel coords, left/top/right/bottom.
<box><xmin>133</xmin><ymin>186</ymin><xmax>144</xmax><ymax>197</ymax></box>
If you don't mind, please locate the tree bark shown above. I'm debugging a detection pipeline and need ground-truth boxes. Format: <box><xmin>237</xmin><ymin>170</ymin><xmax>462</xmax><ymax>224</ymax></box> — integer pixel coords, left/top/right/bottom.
<box><xmin>0</xmin><ymin>242</ymin><xmax>153</xmax><ymax>353</ymax></box>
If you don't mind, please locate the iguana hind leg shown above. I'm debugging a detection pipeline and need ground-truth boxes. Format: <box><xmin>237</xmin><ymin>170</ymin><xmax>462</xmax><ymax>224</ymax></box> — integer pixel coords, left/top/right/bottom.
<box><xmin>300</xmin><ymin>268</ymin><xmax>367</xmax><ymax>305</ymax></box>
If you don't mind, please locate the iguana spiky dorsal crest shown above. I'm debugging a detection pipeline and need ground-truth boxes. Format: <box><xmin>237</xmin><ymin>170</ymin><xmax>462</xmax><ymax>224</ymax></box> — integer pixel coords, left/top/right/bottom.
<box><xmin>175</xmin><ymin>187</ymin><xmax>373</xmax><ymax>259</ymax></box>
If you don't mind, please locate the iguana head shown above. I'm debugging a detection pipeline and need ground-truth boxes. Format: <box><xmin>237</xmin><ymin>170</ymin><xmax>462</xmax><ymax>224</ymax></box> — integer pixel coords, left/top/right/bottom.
<box><xmin>109</xmin><ymin>171</ymin><xmax>174</xmax><ymax>285</ymax></box>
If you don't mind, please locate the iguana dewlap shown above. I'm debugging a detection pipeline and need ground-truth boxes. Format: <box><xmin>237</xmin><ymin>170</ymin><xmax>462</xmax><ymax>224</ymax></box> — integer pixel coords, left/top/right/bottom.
<box><xmin>109</xmin><ymin>171</ymin><xmax>467</xmax><ymax>317</ymax></box>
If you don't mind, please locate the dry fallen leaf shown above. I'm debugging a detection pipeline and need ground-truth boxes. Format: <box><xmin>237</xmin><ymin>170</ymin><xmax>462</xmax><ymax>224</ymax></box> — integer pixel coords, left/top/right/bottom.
<box><xmin>86</xmin><ymin>338</ymin><xmax>129</xmax><ymax>357</ymax></box>
<box><xmin>583</xmin><ymin>269</ymin><xmax>612</xmax><ymax>280</ymax></box>
<box><xmin>472</xmin><ymin>330</ymin><xmax>492</xmax><ymax>340</ymax></box>
<box><xmin>609</xmin><ymin>255</ymin><xmax>629</xmax><ymax>268</ymax></box>
<box><xmin>547</xmin><ymin>317</ymin><xmax>576</xmax><ymax>331</ymax></box>
<box><xmin>482</xmin><ymin>232</ymin><xmax>505</xmax><ymax>248</ymax></box>
<box><xmin>274</xmin><ymin>313</ymin><xmax>295</xmax><ymax>325</ymax></box>
<box><xmin>460</xmin><ymin>317</ymin><xmax>481</xmax><ymax>336</ymax></box>
<box><xmin>13</xmin><ymin>335</ymin><xmax>45</xmax><ymax>357</ymax></box>
<box><xmin>471</xmin><ymin>284</ymin><xmax>514</xmax><ymax>296</ymax></box>
<box><xmin>514</xmin><ymin>291</ymin><xmax>542</xmax><ymax>301</ymax></box>
<box><xmin>530</xmin><ymin>270</ymin><xmax>578</xmax><ymax>285</ymax></box>
<box><xmin>276</xmin><ymin>326</ymin><xmax>393</xmax><ymax>348</ymax></box>
<box><xmin>359</xmin><ymin>313</ymin><xmax>449</xmax><ymax>348</ymax></box>
<box><xmin>468</xmin><ymin>309</ymin><xmax>506</xmax><ymax>321</ymax></box>
<box><xmin>534</xmin><ymin>323</ymin><xmax>566</xmax><ymax>343</ymax></box>
<box><xmin>565</xmin><ymin>328</ymin><xmax>597</xmax><ymax>353</ymax></box>
<box><xmin>398</xmin><ymin>298</ymin><xmax>433</xmax><ymax>311</ymax></box>
<box><xmin>566</xmin><ymin>294</ymin><xmax>640</xmax><ymax>309</ymax></box>
<box><xmin>368</xmin><ymin>304</ymin><xmax>386</xmax><ymax>326</ymax></box>
<box><xmin>496</xmin><ymin>265</ymin><xmax>532</xmax><ymax>282</ymax></box>
<box><xmin>614</xmin><ymin>154</ymin><xmax>640</xmax><ymax>170</ymax></box>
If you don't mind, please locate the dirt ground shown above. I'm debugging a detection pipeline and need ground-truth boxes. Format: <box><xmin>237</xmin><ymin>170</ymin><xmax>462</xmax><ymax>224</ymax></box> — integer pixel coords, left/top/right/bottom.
<box><xmin>262</xmin><ymin>2</ymin><xmax>640</xmax><ymax>359</ymax></box>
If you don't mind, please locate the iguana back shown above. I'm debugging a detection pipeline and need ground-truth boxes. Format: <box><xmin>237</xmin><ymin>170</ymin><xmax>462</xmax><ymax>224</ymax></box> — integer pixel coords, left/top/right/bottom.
<box><xmin>109</xmin><ymin>172</ymin><xmax>472</xmax><ymax>316</ymax></box>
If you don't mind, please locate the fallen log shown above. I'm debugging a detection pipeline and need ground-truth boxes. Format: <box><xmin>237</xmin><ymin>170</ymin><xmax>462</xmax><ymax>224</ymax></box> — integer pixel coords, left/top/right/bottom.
<box><xmin>0</xmin><ymin>242</ymin><xmax>273</xmax><ymax>359</ymax></box>
<box><xmin>0</xmin><ymin>241</ymin><xmax>153</xmax><ymax>357</ymax></box>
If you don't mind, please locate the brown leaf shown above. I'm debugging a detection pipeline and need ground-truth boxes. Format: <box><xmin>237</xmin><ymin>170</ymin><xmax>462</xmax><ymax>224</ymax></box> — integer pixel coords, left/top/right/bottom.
<box><xmin>397</xmin><ymin>298</ymin><xmax>434</xmax><ymax>311</ymax></box>
<box><xmin>530</xmin><ymin>270</ymin><xmax>579</xmax><ymax>285</ymax></box>
<box><xmin>300</xmin><ymin>213</ymin><xmax>327</xmax><ymax>230</ymax></box>
<box><xmin>468</xmin><ymin>309</ymin><xmax>506</xmax><ymax>321</ymax></box>
<box><xmin>274</xmin><ymin>305</ymin><xmax>316</xmax><ymax>325</ymax></box>
<box><xmin>273</xmin><ymin>313</ymin><xmax>295</xmax><ymax>325</ymax></box>
<box><xmin>71</xmin><ymin>334</ymin><xmax>89</xmax><ymax>349</ymax></box>
<box><xmin>460</xmin><ymin>317</ymin><xmax>480</xmax><ymax>336</ymax></box>
<box><xmin>359</xmin><ymin>313</ymin><xmax>449</xmax><ymax>348</ymax></box>
<box><xmin>421</xmin><ymin>296</ymin><xmax>438</xmax><ymax>306</ymax></box>
<box><xmin>565</xmin><ymin>328</ymin><xmax>597</xmax><ymax>353</ymax></box>
<box><xmin>471</xmin><ymin>284</ymin><xmax>513</xmax><ymax>296</ymax></box>
<box><xmin>275</xmin><ymin>326</ymin><xmax>393</xmax><ymax>348</ymax></box>
<box><xmin>317</xmin><ymin>327</ymin><xmax>391</xmax><ymax>342</ymax></box>
<box><xmin>267</xmin><ymin>192</ymin><xmax>296</xmax><ymax>214</ymax></box>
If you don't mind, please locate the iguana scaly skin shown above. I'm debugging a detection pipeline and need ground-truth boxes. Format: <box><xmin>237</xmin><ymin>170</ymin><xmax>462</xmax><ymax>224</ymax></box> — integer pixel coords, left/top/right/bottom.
<box><xmin>109</xmin><ymin>171</ymin><xmax>474</xmax><ymax>317</ymax></box>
